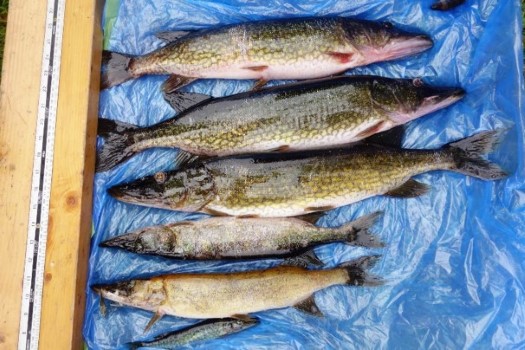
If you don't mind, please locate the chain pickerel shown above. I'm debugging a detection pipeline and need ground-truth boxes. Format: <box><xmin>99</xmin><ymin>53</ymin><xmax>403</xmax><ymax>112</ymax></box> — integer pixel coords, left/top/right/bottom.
<box><xmin>108</xmin><ymin>130</ymin><xmax>506</xmax><ymax>217</ymax></box>
<box><xmin>100</xmin><ymin>212</ymin><xmax>383</xmax><ymax>260</ymax></box>
<box><xmin>128</xmin><ymin>317</ymin><xmax>258</xmax><ymax>349</ymax></box>
<box><xmin>96</xmin><ymin>76</ymin><xmax>463</xmax><ymax>171</ymax></box>
<box><xmin>92</xmin><ymin>255</ymin><xmax>382</xmax><ymax>326</ymax></box>
<box><xmin>101</xmin><ymin>17</ymin><xmax>433</xmax><ymax>92</ymax></box>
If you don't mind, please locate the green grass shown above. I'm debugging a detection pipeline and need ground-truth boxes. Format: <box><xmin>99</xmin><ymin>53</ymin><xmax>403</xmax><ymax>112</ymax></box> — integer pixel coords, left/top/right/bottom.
<box><xmin>0</xmin><ymin>0</ymin><xmax>7</xmax><ymax>76</ymax></box>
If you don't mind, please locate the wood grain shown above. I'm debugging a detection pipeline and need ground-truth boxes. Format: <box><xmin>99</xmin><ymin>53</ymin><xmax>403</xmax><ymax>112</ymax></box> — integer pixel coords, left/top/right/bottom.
<box><xmin>0</xmin><ymin>0</ymin><xmax>102</xmax><ymax>348</ymax></box>
<box><xmin>39</xmin><ymin>0</ymin><xmax>102</xmax><ymax>348</ymax></box>
<box><xmin>0</xmin><ymin>0</ymin><xmax>47</xmax><ymax>348</ymax></box>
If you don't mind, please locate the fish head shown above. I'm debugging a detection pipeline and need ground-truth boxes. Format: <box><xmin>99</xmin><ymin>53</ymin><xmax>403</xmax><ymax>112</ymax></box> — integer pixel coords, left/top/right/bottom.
<box><xmin>91</xmin><ymin>279</ymin><xmax>167</xmax><ymax>311</ymax></box>
<box><xmin>108</xmin><ymin>166</ymin><xmax>215</xmax><ymax>212</ymax></box>
<box><xmin>344</xmin><ymin>21</ymin><xmax>433</xmax><ymax>63</ymax></box>
<box><xmin>100</xmin><ymin>226</ymin><xmax>177</xmax><ymax>255</ymax></box>
<box><xmin>370</xmin><ymin>78</ymin><xmax>465</xmax><ymax>125</ymax></box>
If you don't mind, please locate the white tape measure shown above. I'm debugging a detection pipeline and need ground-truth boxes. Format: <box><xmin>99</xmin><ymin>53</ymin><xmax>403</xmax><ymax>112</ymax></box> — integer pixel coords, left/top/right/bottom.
<box><xmin>18</xmin><ymin>0</ymin><xmax>66</xmax><ymax>348</ymax></box>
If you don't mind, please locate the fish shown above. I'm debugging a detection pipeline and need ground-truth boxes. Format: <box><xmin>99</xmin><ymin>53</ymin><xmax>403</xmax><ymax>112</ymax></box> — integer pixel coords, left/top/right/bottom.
<box><xmin>128</xmin><ymin>317</ymin><xmax>258</xmax><ymax>349</ymax></box>
<box><xmin>92</xmin><ymin>255</ymin><xmax>382</xmax><ymax>328</ymax></box>
<box><xmin>96</xmin><ymin>76</ymin><xmax>464</xmax><ymax>172</ymax></box>
<box><xmin>100</xmin><ymin>212</ymin><xmax>384</xmax><ymax>260</ymax></box>
<box><xmin>100</xmin><ymin>17</ymin><xmax>433</xmax><ymax>91</ymax></box>
<box><xmin>108</xmin><ymin>130</ymin><xmax>507</xmax><ymax>217</ymax></box>
<box><xmin>431</xmin><ymin>0</ymin><xmax>466</xmax><ymax>10</ymax></box>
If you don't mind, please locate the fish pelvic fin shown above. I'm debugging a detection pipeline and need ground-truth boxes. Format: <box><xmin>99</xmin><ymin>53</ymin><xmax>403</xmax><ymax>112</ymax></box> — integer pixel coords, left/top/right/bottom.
<box><xmin>144</xmin><ymin>310</ymin><xmax>164</xmax><ymax>334</ymax></box>
<box><xmin>101</xmin><ymin>51</ymin><xmax>135</xmax><ymax>89</ymax></box>
<box><xmin>341</xmin><ymin>211</ymin><xmax>385</xmax><ymax>248</ymax></box>
<box><xmin>445</xmin><ymin>130</ymin><xmax>507</xmax><ymax>180</ymax></box>
<box><xmin>282</xmin><ymin>249</ymin><xmax>324</xmax><ymax>268</ymax></box>
<box><xmin>339</xmin><ymin>255</ymin><xmax>384</xmax><ymax>287</ymax></box>
<box><xmin>96</xmin><ymin>118</ymin><xmax>139</xmax><ymax>172</ymax></box>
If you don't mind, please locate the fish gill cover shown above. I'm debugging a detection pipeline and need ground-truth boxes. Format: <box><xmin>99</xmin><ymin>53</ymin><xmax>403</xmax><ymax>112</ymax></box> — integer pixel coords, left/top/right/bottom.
<box><xmin>85</xmin><ymin>0</ymin><xmax>525</xmax><ymax>349</ymax></box>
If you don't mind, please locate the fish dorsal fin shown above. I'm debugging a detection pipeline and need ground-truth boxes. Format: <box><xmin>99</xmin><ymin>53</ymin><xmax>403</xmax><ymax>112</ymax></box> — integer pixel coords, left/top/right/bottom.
<box><xmin>295</xmin><ymin>212</ymin><xmax>326</xmax><ymax>225</ymax></box>
<box><xmin>144</xmin><ymin>310</ymin><xmax>164</xmax><ymax>333</ymax></box>
<box><xmin>282</xmin><ymin>249</ymin><xmax>324</xmax><ymax>268</ymax></box>
<box><xmin>385</xmin><ymin>179</ymin><xmax>429</xmax><ymax>198</ymax></box>
<box><xmin>364</xmin><ymin>125</ymin><xmax>405</xmax><ymax>149</ymax></box>
<box><xmin>163</xmin><ymin>89</ymin><xmax>212</xmax><ymax>112</ymax></box>
<box><xmin>294</xmin><ymin>295</ymin><xmax>323</xmax><ymax>317</ymax></box>
<box><xmin>162</xmin><ymin>75</ymin><xmax>198</xmax><ymax>94</ymax></box>
<box><xmin>173</xmin><ymin>150</ymin><xmax>202</xmax><ymax>169</ymax></box>
<box><xmin>156</xmin><ymin>30</ymin><xmax>194</xmax><ymax>42</ymax></box>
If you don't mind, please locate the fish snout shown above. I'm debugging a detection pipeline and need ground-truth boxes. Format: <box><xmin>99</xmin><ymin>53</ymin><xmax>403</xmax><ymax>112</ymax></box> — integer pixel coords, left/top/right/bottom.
<box><xmin>100</xmin><ymin>234</ymin><xmax>140</xmax><ymax>252</ymax></box>
<box><xmin>386</xmin><ymin>34</ymin><xmax>434</xmax><ymax>59</ymax></box>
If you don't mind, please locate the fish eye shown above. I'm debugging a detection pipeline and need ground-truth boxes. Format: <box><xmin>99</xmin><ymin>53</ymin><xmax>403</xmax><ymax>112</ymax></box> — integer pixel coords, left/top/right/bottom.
<box><xmin>382</xmin><ymin>21</ymin><xmax>393</xmax><ymax>29</ymax></box>
<box><xmin>412</xmin><ymin>78</ymin><xmax>424</xmax><ymax>87</ymax></box>
<box><xmin>154</xmin><ymin>171</ymin><xmax>167</xmax><ymax>184</ymax></box>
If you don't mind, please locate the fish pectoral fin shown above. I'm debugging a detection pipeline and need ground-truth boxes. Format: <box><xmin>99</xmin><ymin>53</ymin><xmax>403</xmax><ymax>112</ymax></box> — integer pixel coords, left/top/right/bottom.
<box><xmin>163</xmin><ymin>90</ymin><xmax>212</xmax><ymax>112</ymax></box>
<box><xmin>282</xmin><ymin>249</ymin><xmax>324</xmax><ymax>268</ymax></box>
<box><xmin>356</xmin><ymin>121</ymin><xmax>389</xmax><ymax>139</ymax></box>
<box><xmin>156</xmin><ymin>30</ymin><xmax>194</xmax><ymax>42</ymax></box>
<box><xmin>295</xmin><ymin>212</ymin><xmax>326</xmax><ymax>225</ymax></box>
<box><xmin>202</xmin><ymin>207</ymin><xmax>230</xmax><ymax>217</ymax></box>
<box><xmin>99</xmin><ymin>297</ymin><xmax>107</xmax><ymax>317</ymax></box>
<box><xmin>294</xmin><ymin>295</ymin><xmax>323</xmax><ymax>317</ymax></box>
<box><xmin>385</xmin><ymin>179</ymin><xmax>430</xmax><ymax>198</ymax></box>
<box><xmin>231</xmin><ymin>314</ymin><xmax>256</xmax><ymax>323</ymax></box>
<box><xmin>326</xmin><ymin>51</ymin><xmax>355</xmax><ymax>64</ymax></box>
<box><xmin>173</xmin><ymin>150</ymin><xmax>204</xmax><ymax>169</ymax></box>
<box><xmin>144</xmin><ymin>311</ymin><xmax>164</xmax><ymax>333</ymax></box>
<box><xmin>305</xmin><ymin>205</ymin><xmax>336</xmax><ymax>212</ymax></box>
<box><xmin>162</xmin><ymin>75</ymin><xmax>198</xmax><ymax>94</ymax></box>
<box><xmin>244</xmin><ymin>65</ymin><xmax>269</xmax><ymax>72</ymax></box>
<box><xmin>252</xmin><ymin>79</ymin><xmax>268</xmax><ymax>91</ymax></box>
<box><xmin>363</xmin><ymin>125</ymin><xmax>405</xmax><ymax>149</ymax></box>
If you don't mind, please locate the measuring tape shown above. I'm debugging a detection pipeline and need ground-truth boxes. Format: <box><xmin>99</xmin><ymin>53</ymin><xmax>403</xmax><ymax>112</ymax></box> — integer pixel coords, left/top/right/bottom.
<box><xmin>18</xmin><ymin>0</ymin><xmax>66</xmax><ymax>348</ymax></box>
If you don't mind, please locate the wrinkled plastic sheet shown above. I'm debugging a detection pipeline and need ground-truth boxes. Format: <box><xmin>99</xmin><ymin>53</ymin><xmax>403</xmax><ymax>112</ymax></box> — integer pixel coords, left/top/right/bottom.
<box><xmin>84</xmin><ymin>0</ymin><xmax>525</xmax><ymax>349</ymax></box>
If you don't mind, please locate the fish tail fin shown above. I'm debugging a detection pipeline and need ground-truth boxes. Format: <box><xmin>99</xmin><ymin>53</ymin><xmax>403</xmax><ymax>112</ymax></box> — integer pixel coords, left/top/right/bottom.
<box><xmin>341</xmin><ymin>211</ymin><xmax>384</xmax><ymax>248</ymax></box>
<box><xmin>101</xmin><ymin>51</ymin><xmax>135</xmax><ymax>89</ymax></box>
<box><xmin>444</xmin><ymin>130</ymin><xmax>507</xmax><ymax>180</ymax></box>
<box><xmin>96</xmin><ymin>118</ymin><xmax>139</xmax><ymax>172</ymax></box>
<box><xmin>126</xmin><ymin>342</ymin><xmax>140</xmax><ymax>350</ymax></box>
<box><xmin>340</xmin><ymin>255</ymin><xmax>383</xmax><ymax>286</ymax></box>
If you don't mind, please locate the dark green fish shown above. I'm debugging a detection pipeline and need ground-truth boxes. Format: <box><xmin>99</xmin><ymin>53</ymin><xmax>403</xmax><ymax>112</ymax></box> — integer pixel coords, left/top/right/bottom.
<box><xmin>129</xmin><ymin>317</ymin><xmax>258</xmax><ymax>349</ymax></box>
<box><xmin>101</xmin><ymin>17</ymin><xmax>432</xmax><ymax>91</ymax></box>
<box><xmin>108</xmin><ymin>130</ymin><xmax>507</xmax><ymax>217</ymax></box>
<box><xmin>100</xmin><ymin>212</ymin><xmax>383</xmax><ymax>259</ymax></box>
<box><xmin>96</xmin><ymin>76</ymin><xmax>464</xmax><ymax>171</ymax></box>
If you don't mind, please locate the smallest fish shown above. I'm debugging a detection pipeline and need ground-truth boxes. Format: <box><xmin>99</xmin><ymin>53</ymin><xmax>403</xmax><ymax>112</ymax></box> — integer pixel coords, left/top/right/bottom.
<box><xmin>129</xmin><ymin>316</ymin><xmax>258</xmax><ymax>349</ymax></box>
<box><xmin>431</xmin><ymin>0</ymin><xmax>466</xmax><ymax>10</ymax></box>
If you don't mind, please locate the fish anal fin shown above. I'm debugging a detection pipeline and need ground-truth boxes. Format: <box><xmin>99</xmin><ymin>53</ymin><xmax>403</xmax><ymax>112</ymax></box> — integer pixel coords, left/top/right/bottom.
<box><xmin>295</xmin><ymin>212</ymin><xmax>326</xmax><ymax>225</ymax></box>
<box><xmin>356</xmin><ymin>121</ymin><xmax>388</xmax><ymax>139</ymax></box>
<box><xmin>282</xmin><ymin>249</ymin><xmax>324</xmax><ymax>268</ymax></box>
<box><xmin>162</xmin><ymin>75</ymin><xmax>197</xmax><ymax>94</ymax></box>
<box><xmin>252</xmin><ymin>79</ymin><xmax>268</xmax><ymax>91</ymax></box>
<box><xmin>237</xmin><ymin>214</ymin><xmax>260</xmax><ymax>219</ymax></box>
<box><xmin>294</xmin><ymin>295</ymin><xmax>323</xmax><ymax>317</ymax></box>
<box><xmin>244</xmin><ymin>65</ymin><xmax>268</xmax><ymax>72</ymax></box>
<box><xmin>305</xmin><ymin>205</ymin><xmax>335</xmax><ymax>212</ymax></box>
<box><xmin>163</xmin><ymin>90</ymin><xmax>212</xmax><ymax>112</ymax></box>
<box><xmin>326</xmin><ymin>51</ymin><xmax>355</xmax><ymax>64</ymax></box>
<box><xmin>144</xmin><ymin>311</ymin><xmax>164</xmax><ymax>333</ymax></box>
<box><xmin>156</xmin><ymin>30</ymin><xmax>193</xmax><ymax>42</ymax></box>
<box><xmin>385</xmin><ymin>179</ymin><xmax>429</xmax><ymax>198</ymax></box>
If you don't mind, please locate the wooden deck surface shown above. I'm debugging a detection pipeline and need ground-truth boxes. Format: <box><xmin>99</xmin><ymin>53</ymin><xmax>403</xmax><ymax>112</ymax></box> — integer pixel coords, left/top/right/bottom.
<box><xmin>0</xmin><ymin>0</ymin><xmax>101</xmax><ymax>348</ymax></box>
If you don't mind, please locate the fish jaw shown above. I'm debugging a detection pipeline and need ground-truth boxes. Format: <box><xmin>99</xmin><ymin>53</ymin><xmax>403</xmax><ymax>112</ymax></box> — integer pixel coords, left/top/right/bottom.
<box><xmin>92</xmin><ymin>280</ymin><xmax>167</xmax><ymax>313</ymax></box>
<box><xmin>386</xmin><ymin>87</ymin><xmax>465</xmax><ymax>125</ymax></box>
<box><xmin>359</xmin><ymin>35</ymin><xmax>433</xmax><ymax>64</ymax></box>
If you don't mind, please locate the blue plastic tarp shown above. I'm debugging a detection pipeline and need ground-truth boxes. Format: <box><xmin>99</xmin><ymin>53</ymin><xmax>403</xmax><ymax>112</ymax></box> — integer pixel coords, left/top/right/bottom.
<box><xmin>84</xmin><ymin>0</ymin><xmax>525</xmax><ymax>349</ymax></box>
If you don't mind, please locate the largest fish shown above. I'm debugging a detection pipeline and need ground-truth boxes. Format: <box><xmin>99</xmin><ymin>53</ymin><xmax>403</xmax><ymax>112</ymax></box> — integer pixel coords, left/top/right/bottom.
<box><xmin>96</xmin><ymin>76</ymin><xmax>463</xmax><ymax>171</ymax></box>
<box><xmin>108</xmin><ymin>130</ymin><xmax>507</xmax><ymax>217</ymax></box>
<box><xmin>101</xmin><ymin>17</ymin><xmax>433</xmax><ymax>91</ymax></box>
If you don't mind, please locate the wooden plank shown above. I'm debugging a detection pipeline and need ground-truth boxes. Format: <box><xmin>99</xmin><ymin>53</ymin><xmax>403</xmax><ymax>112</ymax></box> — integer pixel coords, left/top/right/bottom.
<box><xmin>38</xmin><ymin>0</ymin><xmax>102</xmax><ymax>349</ymax></box>
<box><xmin>0</xmin><ymin>0</ymin><xmax>101</xmax><ymax>348</ymax></box>
<box><xmin>0</xmin><ymin>0</ymin><xmax>47</xmax><ymax>348</ymax></box>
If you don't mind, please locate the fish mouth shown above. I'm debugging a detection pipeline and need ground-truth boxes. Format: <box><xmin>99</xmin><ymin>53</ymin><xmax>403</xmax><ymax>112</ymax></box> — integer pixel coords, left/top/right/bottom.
<box><xmin>100</xmin><ymin>234</ymin><xmax>138</xmax><ymax>251</ymax></box>
<box><xmin>375</xmin><ymin>35</ymin><xmax>434</xmax><ymax>62</ymax></box>
<box><xmin>414</xmin><ymin>88</ymin><xmax>465</xmax><ymax>117</ymax></box>
<box><xmin>108</xmin><ymin>179</ymin><xmax>165</xmax><ymax>206</ymax></box>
